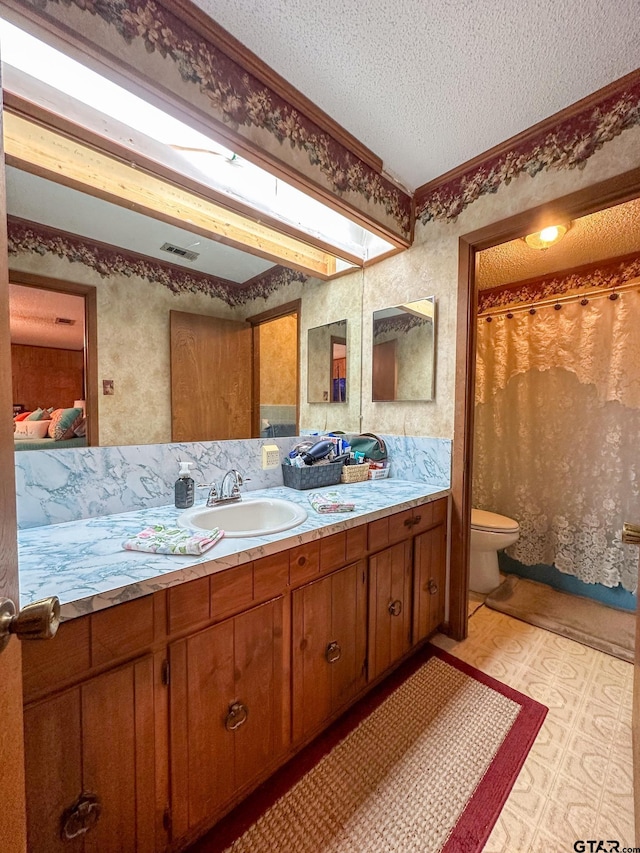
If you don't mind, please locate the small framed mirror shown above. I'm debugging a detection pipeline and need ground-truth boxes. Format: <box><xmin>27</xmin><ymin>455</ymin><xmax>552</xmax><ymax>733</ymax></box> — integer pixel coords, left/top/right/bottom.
<box><xmin>307</xmin><ymin>319</ymin><xmax>347</xmax><ymax>403</ymax></box>
<box><xmin>372</xmin><ymin>297</ymin><xmax>436</xmax><ymax>401</ymax></box>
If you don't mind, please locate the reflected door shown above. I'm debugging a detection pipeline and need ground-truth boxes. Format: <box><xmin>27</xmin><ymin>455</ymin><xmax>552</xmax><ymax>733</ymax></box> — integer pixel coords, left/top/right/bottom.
<box><xmin>171</xmin><ymin>311</ymin><xmax>252</xmax><ymax>441</ymax></box>
<box><xmin>372</xmin><ymin>340</ymin><xmax>397</xmax><ymax>401</ymax></box>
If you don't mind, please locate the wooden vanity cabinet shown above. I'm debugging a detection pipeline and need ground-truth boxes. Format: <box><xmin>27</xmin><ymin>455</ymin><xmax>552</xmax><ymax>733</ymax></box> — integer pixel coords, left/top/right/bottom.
<box><xmin>23</xmin><ymin>655</ymin><xmax>157</xmax><ymax>853</ymax></box>
<box><xmin>412</xmin><ymin>518</ymin><xmax>447</xmax><ymax>644</ymax></box>
<box><xmin>20</xmin><ymin>495</ymin><xmax>449</xmax><ymax>852</ymax></box>
<box><xmin>292</xmin><ymin>560</ymin><xmax>367</xmax><ymax>744</ymax></box>
<box><xmin>367</xmin><ymin>541</ymin><xmax>413</xmax><ymax>682</ymax></box>
<box><xmin>168</xmin><ymin>596</ymin><xmax>289</xmax><ymax>841</ymax></box>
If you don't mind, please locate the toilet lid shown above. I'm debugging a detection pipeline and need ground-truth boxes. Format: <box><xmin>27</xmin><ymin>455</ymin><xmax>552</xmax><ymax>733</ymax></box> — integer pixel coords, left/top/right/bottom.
<box><xmin>471</xmin><ymin>509</ymin><xmax>519</xmax><ymax>533</ymax></box>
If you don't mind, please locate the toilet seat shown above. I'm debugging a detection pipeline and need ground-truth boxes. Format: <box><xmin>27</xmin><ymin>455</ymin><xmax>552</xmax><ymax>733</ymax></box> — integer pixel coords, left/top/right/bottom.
<box><xmin>471</xmin><ymin>508</ymin><xmax>519</xmax><ymax>533</ymax></box>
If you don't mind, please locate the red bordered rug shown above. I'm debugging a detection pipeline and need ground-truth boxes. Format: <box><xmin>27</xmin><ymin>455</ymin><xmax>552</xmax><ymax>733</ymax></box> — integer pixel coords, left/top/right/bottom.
<box><xmin>187</xmin><ymin>645</ymin><xmax>547</xmax><ymax>853</ymax></box>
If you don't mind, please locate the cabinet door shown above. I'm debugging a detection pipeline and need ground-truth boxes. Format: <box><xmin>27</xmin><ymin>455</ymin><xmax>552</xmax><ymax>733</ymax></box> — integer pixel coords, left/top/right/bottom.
<box><xmin>413</xmin><ymin>524</ymin><xmax>447</xmax><ymax>645</ymax></box>
<box><xmin>169</xmin><ymin>597</ymin><xmax>287</xmax><ymax>840</ymax></box>
<box><xmin>292</xmin><ymin>560</ymin><xmax>367</xmax><ymax>743</ymax></box>
<box><xmin>23</xmin><ymin>656</ymin><xmax>157</xmax><ymax>853</ymax></box>
<box><xmin>368</xmin><ymin>541</ymin><xmax>413</xmax><ymax>682</ymax></box>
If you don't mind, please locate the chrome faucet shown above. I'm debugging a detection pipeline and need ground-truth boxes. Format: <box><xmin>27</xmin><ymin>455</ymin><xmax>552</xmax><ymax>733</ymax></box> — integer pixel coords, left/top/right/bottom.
<box><xmin>220</xmin><ymin>469</ymin><xmax>245</xmax><ymax>502</ymax></box>
<box><xmin>199</xmin><ymin>470</ymin><xmax>246</xmax><ymax>506</ymax></box>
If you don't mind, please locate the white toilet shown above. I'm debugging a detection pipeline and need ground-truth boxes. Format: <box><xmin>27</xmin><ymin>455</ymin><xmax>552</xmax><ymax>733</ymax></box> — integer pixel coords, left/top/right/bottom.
<box><xmin>470</xmin><ymin>509</ymin><xmax>520</xmax><ymax>594</ymax></box>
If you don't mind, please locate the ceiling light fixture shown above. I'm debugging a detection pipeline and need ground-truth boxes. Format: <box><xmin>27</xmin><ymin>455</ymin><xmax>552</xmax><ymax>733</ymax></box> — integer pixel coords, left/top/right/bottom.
<box><xmin>523</xmin><ymin>223</ymin><xmax>571</xmax><ymax>250</ymax></box>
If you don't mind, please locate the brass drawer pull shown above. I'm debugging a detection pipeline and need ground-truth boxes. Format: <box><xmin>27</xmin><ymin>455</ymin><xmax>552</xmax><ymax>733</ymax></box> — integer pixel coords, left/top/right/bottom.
<box><xmin>297</xmin><ymin>555</ymin><xmax>306</xmax><ymax>566</ymax></box>
<box><xmin>225</xmin><ymin>701</ymin><xmax>249</xmax><ymax>731</ymax></box>
<box><xmin>388</xmin><ymin>599</ymin><xmax>402</xmax><ymax>617</ymax></box>
<box><xmin>60</xmin><ymin>793</ymin><xmax>101</xmax><ymax>840</ymax></box>
<box><xmin>403</xmin><ymin>517</ymin><xmax>413</xmax><ymax>528</ymax></box>
<box><xmin>413</xmin><ymin>514</ymin><xmax>421</xmax><ymax>526</ymax></box>
<box><xmin>427</xmin><ymin>579</ymin><xmax>438</xmax><ymax>595</ymax></box>
<box><xmin>325</xmin><ymin>641</ymin><xmax>342</xmax><ymax>663</ymax></box>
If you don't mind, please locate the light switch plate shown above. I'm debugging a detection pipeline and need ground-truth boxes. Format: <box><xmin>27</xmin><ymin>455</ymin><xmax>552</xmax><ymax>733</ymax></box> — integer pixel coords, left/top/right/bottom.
<box><xmin>262</xmin><ymin>444</ymin><xmax>280</xmax><ymax>469</ymax></box>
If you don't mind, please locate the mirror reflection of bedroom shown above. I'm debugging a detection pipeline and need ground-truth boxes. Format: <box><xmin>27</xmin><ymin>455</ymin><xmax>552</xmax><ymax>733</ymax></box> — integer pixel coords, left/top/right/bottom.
<box><xmin>10</xmin><ymin>281</ymin><xmax>91</xmax><ymax>451</ymax></box>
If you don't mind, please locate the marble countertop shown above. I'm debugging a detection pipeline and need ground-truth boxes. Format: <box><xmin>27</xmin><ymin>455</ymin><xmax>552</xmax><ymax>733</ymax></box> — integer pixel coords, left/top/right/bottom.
<box><xmin>18</xmin><ymin>480</ymin><xmax>448</xmax><ymax>620</ymax></box>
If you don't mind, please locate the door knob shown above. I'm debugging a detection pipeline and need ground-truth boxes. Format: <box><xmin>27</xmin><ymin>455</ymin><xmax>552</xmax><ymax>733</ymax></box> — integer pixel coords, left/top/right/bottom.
<box><xmin>0</xmin><ymin>596</ymin><xmax>61</xmax><ymax>654</ymax></box>
<box><xmin>622</xmin><ymin>522</ymin><xmax>640</xmax><ymax>545</ymax></box>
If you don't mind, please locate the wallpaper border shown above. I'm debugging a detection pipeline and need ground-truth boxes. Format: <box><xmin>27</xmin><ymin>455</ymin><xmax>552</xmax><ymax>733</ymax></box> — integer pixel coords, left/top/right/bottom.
<box><xmin>7</xmin><ymin>217</ymin><xmax>307</xmax><ymax>307</ymax></box>
<box><xmin>478</xmin><ymin>250</ymin><xmax>640</xmax><ymax>313</ymax></box>
<box><xmin>416</xmin><ymin>70</ymin><xmax>640</xmax><ymax>225</ymax></box>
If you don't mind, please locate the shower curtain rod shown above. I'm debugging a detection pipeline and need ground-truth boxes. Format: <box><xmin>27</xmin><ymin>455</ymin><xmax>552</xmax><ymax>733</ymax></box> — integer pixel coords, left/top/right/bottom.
<box><xmin>478</xmin><ymin>276</ymin><xmax>640</xmax><ymax>319</ymax></box>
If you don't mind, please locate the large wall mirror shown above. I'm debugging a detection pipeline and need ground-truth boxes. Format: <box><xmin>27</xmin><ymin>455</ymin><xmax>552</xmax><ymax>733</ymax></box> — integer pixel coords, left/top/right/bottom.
<box><xmin>372</xmin><ymin>297</ymin><xmax>436</xmax><ymax>402</ymax></box>
<box><xmin>307</xmin><ymin>320</ymin><xmax>348</xmax><ymax>403</ymax></box>
<box><xmin>4</xmin><ymin>13</ymin><xmax>371</xmax><ymax>452</ymax></box>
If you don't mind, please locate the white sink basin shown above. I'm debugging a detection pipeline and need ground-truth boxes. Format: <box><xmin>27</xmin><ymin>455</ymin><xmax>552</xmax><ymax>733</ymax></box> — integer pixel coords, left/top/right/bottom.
<box><xmin>178</xmin><ymin>497</ymin><xmax>307</xmax><ymax>538</ymax></box>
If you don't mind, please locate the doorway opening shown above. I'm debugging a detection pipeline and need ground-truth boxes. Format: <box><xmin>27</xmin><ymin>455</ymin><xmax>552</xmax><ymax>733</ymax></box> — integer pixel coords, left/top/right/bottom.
<box><xmin>449</xmin><ymin>165</ymin><xmax>640</xmax><ymax>642</ymax></box>
<box><xmin>247</xmin><ymin>300</ymin><xmax>300</xmax><ymax>438</ymax></box>
<box><xmin>9</xmin><ymin>271</ymin><xmax>97</xmax><ymax>447</ymax></box>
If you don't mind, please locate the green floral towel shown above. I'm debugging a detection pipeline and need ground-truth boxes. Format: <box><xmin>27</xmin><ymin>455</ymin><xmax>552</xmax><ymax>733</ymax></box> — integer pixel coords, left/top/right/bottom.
<box><xmin>123</xmin><ymin>524</ymin><xmax>224</xmax><ymax>555</ymax></box>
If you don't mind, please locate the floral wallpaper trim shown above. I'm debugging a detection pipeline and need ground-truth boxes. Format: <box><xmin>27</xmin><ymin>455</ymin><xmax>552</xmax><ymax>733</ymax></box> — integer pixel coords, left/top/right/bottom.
<box><xmin>416</xmin><ymin>73</ymin><xmax>640</xmax><ymax>224</ymax></box>
<box><xmin>478</xmin><ymin>251</ymin><xmax>640</xmax><ymax>312</ymax></box>
<box><xmin>23</xmin><ymin>0</ymin><xmax>411</xmax><ymax>239</ymax></box>
<box><xmin>373</xmin><ymin>314</ymin><xmax>430</xmax><ymax>335</ymax></box>
<box><xmin>7</xmin><ymin>218</ymin><xmax>307</xmax><ymax>307</ymax></box>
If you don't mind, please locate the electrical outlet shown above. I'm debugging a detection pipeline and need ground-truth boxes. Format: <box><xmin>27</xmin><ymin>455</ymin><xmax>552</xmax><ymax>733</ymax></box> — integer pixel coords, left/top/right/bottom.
<box><xmin>262</xmin><ymin>444</ymin><xmax>280</xmax><ymax>469</ymax></box>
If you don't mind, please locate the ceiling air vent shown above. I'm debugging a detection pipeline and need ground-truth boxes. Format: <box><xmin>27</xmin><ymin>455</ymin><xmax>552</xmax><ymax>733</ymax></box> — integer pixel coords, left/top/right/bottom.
<box><xmin>55</xmin><ymin>317</ymin><xmax>76</xmax><ymax>325</ymax></box>
<box><xmin>160</xmin><ymin>242</ymin><xmax>200</xmax><ymax>262</ymax></box>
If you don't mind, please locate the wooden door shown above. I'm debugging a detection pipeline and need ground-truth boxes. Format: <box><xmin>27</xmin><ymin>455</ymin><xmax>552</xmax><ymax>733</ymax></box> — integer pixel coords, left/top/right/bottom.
<box><xmin>169</xmin><ymin>598</ymin><xmax>287</xmax><ymax>841</ymax></box>
<box><xmin>412</xmin><ymin>525</ymin><xmax>447</xmax><ymax>645</ymax></box>
<box><xmin>0</xmin><ymin>72</ymin><xmax>28</xmax><ymax>851</ymax></box>
<box><xmin>23</xmin><ymin>656</ymin><xmax>156</xmax><ymax>853</ymax></box>
<box><xmin>292</xmin><ymin>561</ymin><xmax>367</xmax><ymax>743</ymax></box>
<box><xmin>170</xmin><ymin>311</ymin><xmax>252</xmax><ymax>441</ymax></box>
<box><xmin>368</xmin><ymin>541</ymin><xmax>413</xmax><ymax>681</ymax></box>
<box><xmin>372</xmin><ymin>340</ymin><xmax>397</xmax><ymax>401</ymax></box>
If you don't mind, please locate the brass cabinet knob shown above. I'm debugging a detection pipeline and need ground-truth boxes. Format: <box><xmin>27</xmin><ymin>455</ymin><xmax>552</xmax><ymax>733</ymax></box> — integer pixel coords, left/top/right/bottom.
<box><xmin>0</xmin><ymin>595</ymin><xmax>60</xmax><ymax>654</ymax></box>
<box><xmin>325</xmin><ymin>641</ymin><xmax>342</xmax><ymax>663</ymax></box>
<box><xmin>225</xmin><ymin>701</ymin><xmax>249</xmax><ymax>731</ymax></box>
<box><xmin>60</xmin><ymin>793</ymin><xmax>101</xmax><ymax>840</ymax></box>
<box><xmin>388</xmin><ymin>599</ymin><xmax>402</xmax><ymax>617</ymax></box>
<box><xmin>622</xmin><ymin>522</ymin><xmax>640</xmax><ymax>545</ymax></box>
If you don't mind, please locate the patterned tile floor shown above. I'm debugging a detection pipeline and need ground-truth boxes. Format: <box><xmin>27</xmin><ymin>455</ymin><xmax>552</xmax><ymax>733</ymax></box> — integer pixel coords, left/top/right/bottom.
<box><xmin>431</xmin><ymin>596</ymin><xmax>635</xmax><ymax>852</ymax></box>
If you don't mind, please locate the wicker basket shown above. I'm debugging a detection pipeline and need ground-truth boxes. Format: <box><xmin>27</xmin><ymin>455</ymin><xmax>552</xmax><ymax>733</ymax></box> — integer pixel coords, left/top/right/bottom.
<box><xmin>340</xmin><ymin>464</ymin><xmax>370</xmax><ymax>484</ymax></box>
<box><xmin>282</xmin><ymin>461</ymin><xmax>343</xmax><ymax>490</ymax></box>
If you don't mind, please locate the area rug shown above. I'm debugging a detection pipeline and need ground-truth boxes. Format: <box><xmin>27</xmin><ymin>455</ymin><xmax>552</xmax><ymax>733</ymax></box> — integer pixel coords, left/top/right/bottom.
<box><xmin>188</xmin><ymin>646</ymin><xmax>547</xmax><ymax>853</ymax></box>
<box><xmin>486</xmin><ymin>575</ymin><xmax>635</xmax><ymax>662</ymax></box>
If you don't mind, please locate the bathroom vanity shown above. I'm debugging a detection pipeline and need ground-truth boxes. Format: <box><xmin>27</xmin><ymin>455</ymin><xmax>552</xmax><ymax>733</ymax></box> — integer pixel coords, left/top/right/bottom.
<box><xmin>19</xmin><ymin>484</ymin><xmax>448</xmax><ymax>852</ymax></box>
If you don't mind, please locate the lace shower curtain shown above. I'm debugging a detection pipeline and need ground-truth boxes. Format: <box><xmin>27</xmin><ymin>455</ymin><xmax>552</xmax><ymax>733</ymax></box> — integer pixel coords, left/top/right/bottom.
<box><xmin>473</xmin><ymin>289</ymin><xmax>640</xmax><ymax>592</ymax></box>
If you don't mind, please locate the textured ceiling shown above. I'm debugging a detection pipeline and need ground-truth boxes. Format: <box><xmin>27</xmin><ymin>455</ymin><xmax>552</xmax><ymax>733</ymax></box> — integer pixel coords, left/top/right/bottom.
<box><xmin>10</xmin><ymin>283</ymin><xmax>85</xmax><ymax>349</ymax></box>
<box><xmin>477</xmin><ymin>197</ymin><xmax>640</xmax><ymax>291</ymax></box>
<box><xmin>195</xmin><ymin>0</ymin><xmax>640</xmax><ymax>190</ymax></box>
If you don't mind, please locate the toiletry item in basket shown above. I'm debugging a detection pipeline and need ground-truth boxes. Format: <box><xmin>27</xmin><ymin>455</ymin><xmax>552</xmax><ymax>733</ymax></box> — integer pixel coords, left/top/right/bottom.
<box><xmin>300</xmin><ymin>439</ymin><xmax>334</xmax><ymax>465</ymax></box>
<box><xmin>174</xmin><ymin>461</ymin><xmax>195</xmax><ymax>509</ymax></box>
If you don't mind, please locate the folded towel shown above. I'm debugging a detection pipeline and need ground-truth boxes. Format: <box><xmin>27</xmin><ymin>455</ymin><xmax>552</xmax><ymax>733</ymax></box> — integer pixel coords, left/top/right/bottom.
<box><xmin>309</xmin><ymin>491</ymin><xmax>355</xmax><ymax>513</ymax></box>
<box><xmin>123</xmin><ymin>524</ymin><xmax>224</xmax><ymax>555</ymax></box>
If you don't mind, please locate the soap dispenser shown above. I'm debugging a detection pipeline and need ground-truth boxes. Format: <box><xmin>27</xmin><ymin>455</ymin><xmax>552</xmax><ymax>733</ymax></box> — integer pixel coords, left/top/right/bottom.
<box><xmin>174</xmin><ymin>461</ymin><xmax>195</xmax><ymax>509</ymax></box>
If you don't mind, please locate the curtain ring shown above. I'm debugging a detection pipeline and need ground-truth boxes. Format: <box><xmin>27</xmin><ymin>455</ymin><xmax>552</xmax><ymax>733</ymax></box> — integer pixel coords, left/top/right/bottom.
<box><xmin>486</xmin><ymin>316</ymin><xmax>492</xmax><ymax>322</ymax></box>
<box><xmin>554</xmin><ymin>303</ymin><xmax>562</xmax><ymax>310</ymax></box>
<box><xmin>609</xmin><ymin>292</ymin><xmax>619</xmax><ymax>301</ymax></box>
<box><xmin>529</xmin><ymin>307</ymin><xmax>536</xmax><ymax>315</ymax></box>
<box><xmin>506</xmin><ymin>312</ymin><xmax>514</xmax><ymax>319</ymax></box>
<box><xmin>580</xmin><ymin>298</ymin><xmax>589</xmax><ymax>306</ymax></box>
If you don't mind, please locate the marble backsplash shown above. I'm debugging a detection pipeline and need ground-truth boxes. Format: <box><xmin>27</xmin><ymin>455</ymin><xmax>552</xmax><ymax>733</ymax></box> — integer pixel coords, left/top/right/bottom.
<box><xmin>15</xmin><ymin>434</ymin><xmax>451</xmax><ymax>529</ymax></box>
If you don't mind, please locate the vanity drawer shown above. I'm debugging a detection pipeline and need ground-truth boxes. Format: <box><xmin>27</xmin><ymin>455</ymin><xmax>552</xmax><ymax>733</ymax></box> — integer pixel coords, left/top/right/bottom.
<box><xmin>289</xmin><ymin>541</ymin><xmax>320</xmax><ymax>587</ymax></box>
<box><xmin>368</xmin><ymin>501</ymin><xmax>444</xmax><ymax>551</ymax></box>
<box><xmin>319</xmin><ymin>525</ymin><xmax>367</xmax><ymax>575</ymax></box>
<box><xmin>91</xmin><ymin>595</ymin><xmax>156</xmax><ymax>667</ymax></box>
<box><xmin>168</xmin><ymin>576</ymin><xmax>210</xmax><ymax>635</ymax></box>
<box><xmin>211</xmin><ymin>564</ymin><xmax>254</xmax><ymax>621</ymax></box>
<box><xmin>254</xmin><ymin>552</ymin><xmax>289</xmax><ymax>601</ymax></box>
<box><xmin>22</xmin><ymin>615</ymin><xmax>91</xmax><ymax>702</ymax></box>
